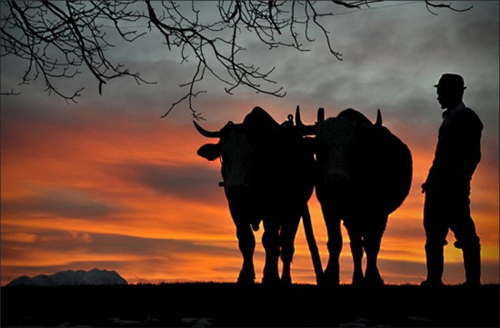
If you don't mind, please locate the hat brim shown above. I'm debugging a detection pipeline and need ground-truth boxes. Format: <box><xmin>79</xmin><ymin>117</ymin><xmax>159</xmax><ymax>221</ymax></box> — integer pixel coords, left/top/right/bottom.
<box><xmin>434</xmin><ymin>84</ymin><xmax>467</xmax><ymax>89</ymax></box>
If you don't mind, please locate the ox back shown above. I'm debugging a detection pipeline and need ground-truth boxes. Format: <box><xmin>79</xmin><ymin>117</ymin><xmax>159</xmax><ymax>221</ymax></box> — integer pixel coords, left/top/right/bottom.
<box><xmin>347</xmin><ymin>122</ymin><xmax>413</xmax><ymax>218</ymax></box>
<box><xmin>315</xmin><ymin>111</ymin><xmax>412</xmax><ymax>223</ymax></box>
<box><xmin>222</xmin><ymin>109</ymin><xmax>315</xmax><ymax>226</ymax></box>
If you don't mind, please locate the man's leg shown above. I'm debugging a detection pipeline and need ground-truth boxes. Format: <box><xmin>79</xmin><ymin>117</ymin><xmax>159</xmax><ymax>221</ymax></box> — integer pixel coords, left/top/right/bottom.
<box><xmin>462</xmin><ymin>242</ymin><xmax>481</xmax><ymax>286</ymax></box>
<box><xmin>452</xmin><ymin>215</ymin><xmax>481</xmax><ymax>286</ymax></box>
<box><xmin>423</xmin><ymin>240</ymin><xmax>446</xmax><ymax>286</ymax></box>
<box><xmin>422</xmin><ymin>191</ymin><xmax>448</xmax><ymax>287</ymax></box>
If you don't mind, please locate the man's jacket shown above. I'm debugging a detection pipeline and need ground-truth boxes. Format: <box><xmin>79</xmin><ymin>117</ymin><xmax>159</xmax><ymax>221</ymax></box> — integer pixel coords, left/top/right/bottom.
<box><xmin>425</xmin><ymin>106</ymin><xmax>483</xmax><ymax>192</ymax></box>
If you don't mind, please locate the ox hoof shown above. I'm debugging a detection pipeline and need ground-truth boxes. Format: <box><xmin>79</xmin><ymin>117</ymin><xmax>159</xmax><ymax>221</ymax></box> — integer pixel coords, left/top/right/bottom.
<box><xmin>352</xmin><ymin>276</ymin><xmax>365</xmax><ymax>286</ymax></box>
<box><xmin>280</xmin><ymin>276</ymin><xmax>292</xmax><ymax>286</ymax></box>
<box><xmin>237</xmin><ymin>271</ymin><xmax>255</xmax><ymax>286</ymax></box>
<box><xmin>262</xmin><ymin>275</ymin><xmax>280</xmax><ymax>287</ymax></box>
<box><xmin>237</xmin><ymin>277</ymin><xmax>255</xmax><ymax>286</ymax></box>
<box><xmin>320</xmin><ymin>274</ymin><xmax>340</xmax><ymax>290</ymax></box>
<box><xmin>365</xmin><ymin>276</ymin><xmax>384</xmax><ymax>287</ymax></box>
<box><xmin>365</xmin><ymin>267</ymin><xmax>384</xmax><ymax>287</ymax></box>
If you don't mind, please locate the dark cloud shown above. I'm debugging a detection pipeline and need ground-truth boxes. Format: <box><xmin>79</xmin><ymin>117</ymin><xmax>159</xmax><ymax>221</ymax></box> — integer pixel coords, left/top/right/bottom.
<box><xmin>452</xmin><ymin>8</ymin><xmax>499</xmax><ymax>54</ymax></box>
<box><xmin>273</xmin><ymin>1</ymin><xmax>498</xmax><ymax>123</ymax></box>
<box><xmin>112</xmin><ymin>163</ymin><xmax>225</xmax><ymax>204</ymax></box>
<box><xmin>376</xmin><ymin>258</ymin><xmax>426</xmax><ymax>280</ymax></box>
<box><xmin>2</xmin><ymin>189</ymin><xmax>119</xmax><ymax>219</ymax></box>
<box><xmin>384</xmin><ymin>219</ymin><xmax>425</xmax><ymax>241</ymax></box>
<box><xmin>1</xmin><ymin>231</ymin><xmax>242</xmax><ymax>285</ymax></box>
<box><xmin>18</xmin><ymin>232</ymin><xmax>234</xmax><ymax>259</ymax></box>
<box><xmin>92</xmin><ymin>233</ymin><xmax>238</xmax><ymax>258</ymax></box>
<box><xmin>1</xmin><ymin>1</ymin><xmax>497</xmax><ymax>286</ymax></box>
<box><xmin>0</xmin><ymin>228</ymin><xmax>238</xmax><ymax>261</ymax></box>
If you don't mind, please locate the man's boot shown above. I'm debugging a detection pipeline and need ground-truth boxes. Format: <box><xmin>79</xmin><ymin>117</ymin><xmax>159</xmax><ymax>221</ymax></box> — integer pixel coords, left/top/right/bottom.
<box><xmin>463</xmin><ymin>244</ymin><xmax>481</xmax><ymax>287</ymax></box>
<box><xmin>421</xmin><ymin>243</ymin><xmax>444</xmax><ymax>287</ymax></box>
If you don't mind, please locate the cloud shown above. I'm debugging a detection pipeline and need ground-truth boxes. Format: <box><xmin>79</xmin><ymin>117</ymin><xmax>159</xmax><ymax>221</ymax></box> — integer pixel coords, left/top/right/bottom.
<box><xmin>2</xmin><ymin>231</ymin><xmax>237</xmax><ymax>259</ymax></box>
<box><xmin>1</xmin><ymin>233</ymin><xmax>37</xmax><ymax>243</ymax></box>
<box><xmin>114</xmin><ymin>163</ymin><xmax>225</xmax><ymax>204</ymax></box>
<box><xmin>1</xmin><ymin>1</ymin><xmax>497</xmax><ymax>287</ymax></box>
<box><xmin>2</xmin><ymin>189</ymin><xmax>119</xmax><ymax>219</ymax></box>
<box><xmin>1</xmin><ymin>231</ymin><xmax>243</xmax><ymax>285</ymax></box>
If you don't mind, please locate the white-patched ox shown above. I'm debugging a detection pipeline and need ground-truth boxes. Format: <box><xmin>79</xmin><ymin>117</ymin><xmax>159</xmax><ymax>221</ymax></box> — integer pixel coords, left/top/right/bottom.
<box><xmin>296</xmin><ymin>107</ymin><xmax>412</xmax><ymax>286</ymax></box>
<box><xmin>195</xmin><ymin>107</ymin><xmax>317</xmax><ymax>285</ymax></box>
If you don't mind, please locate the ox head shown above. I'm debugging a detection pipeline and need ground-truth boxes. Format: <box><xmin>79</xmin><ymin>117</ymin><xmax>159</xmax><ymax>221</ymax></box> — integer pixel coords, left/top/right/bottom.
<box><xmin>194</xmin><ymin>107</ymin><xmax>279</xmax><ymax>206</ymax></box>
<box><xmin>296</xmin><ymin>106</ymin><xmax>382</xmax><ymax>190</ymax></box>
<box><xmin>194</xmin><ymin>119</ymin><xmax>254</xmax><ymax>203</ymax></box>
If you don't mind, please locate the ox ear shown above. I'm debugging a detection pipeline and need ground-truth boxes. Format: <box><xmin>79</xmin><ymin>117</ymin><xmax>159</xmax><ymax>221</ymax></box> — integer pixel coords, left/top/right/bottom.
<box><xmin>317</xmin><ymin>107</ymin><xmax>325</xmax><ymax>123</ymax></box>
<box><xmin>375</xmin><ymin>109</ymin><xmax>382</xmax><ymax>127</ymax></box>
<box><xmin>197</xmin><ymin>144</ymin><xmax>221</xmax><ymax>161</ymax></box>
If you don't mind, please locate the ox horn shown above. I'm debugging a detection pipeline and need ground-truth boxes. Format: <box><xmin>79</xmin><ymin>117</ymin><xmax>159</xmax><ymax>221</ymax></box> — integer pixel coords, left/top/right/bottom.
<box><xmin>317</xmin><ymin>107</ymin><xmax>325</xmax><ymax>123</ymax></box>
<box><xmin>375</xmin><ymin>109</ymin><xmax>382</xmax><ymax>127</ymax></box>
<box><xmin>295</xmin><ymin>105</ymin><xmax>318</xmax><ymax>136</ymax></box>
<box><xmin>295</xmin><ymin>105</ymin><xmax>303</xmax><ymax>126</ymax></box>
<box><xmin>193</xmin><ymin>121</ymin><xmax>221</xmax><ymax>138</ymax></box>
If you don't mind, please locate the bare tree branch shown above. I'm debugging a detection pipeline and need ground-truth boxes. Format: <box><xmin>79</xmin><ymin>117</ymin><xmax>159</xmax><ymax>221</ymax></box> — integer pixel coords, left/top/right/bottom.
<box><xmin>1</xmin><ymin>0</ymin><xmax>155</xmax><ymax>103</ymax></box>
<box><xmin>0</xmin><ymin>1</ymin><xmax>472</xmax><ymax>117</ymax></box>
<box><xmin>424</xmin><ymin>1</ymin><xmax>473</xmax><ymax>16</ymax></box>
<box><xmin>1</xmin><ymin>89</ymin><xmax>21</xmax><ymax>96</ymax></box>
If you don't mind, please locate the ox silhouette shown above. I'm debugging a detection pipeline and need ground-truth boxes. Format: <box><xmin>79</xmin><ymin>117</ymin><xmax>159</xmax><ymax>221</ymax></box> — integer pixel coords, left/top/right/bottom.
<box><xmin>194</xmin><ymin>107</ymin><xmax>319</xmax><ymax>285</ymax></box>
<box><xmin>296</xmin><ymin>107</ymin><xmax>412</xmax><ymax>286</ymax></box>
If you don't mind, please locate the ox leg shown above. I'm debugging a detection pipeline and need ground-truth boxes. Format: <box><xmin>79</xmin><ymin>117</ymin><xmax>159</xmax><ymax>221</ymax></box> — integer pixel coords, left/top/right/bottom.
<box><xmin>235</xmin><ymin>222</ymin><xmax>256</xmax><ymax>285</ymax></box>
<box><xmin>262</xmin><ymin>219</ymin><xmax>281</xmax><ymax>286</ymax></box>
<box><xmin>280</xmin><ymin>213</ymin><xmax>301</xmax><ymax>286</ymax></box>
<box><xmin>322</xmin><ymin>205</ymin><xmax>343</xmax><ymax>287</ymax></box>
<box><xmin>363</xmin><ymin>218</ymin><xmax>387</xmax><ymax>286</ymax></box>
<box><xmin>346</xmin><ymin>226</ymin><xmax>364</xmax><ymax>285</ymax></box>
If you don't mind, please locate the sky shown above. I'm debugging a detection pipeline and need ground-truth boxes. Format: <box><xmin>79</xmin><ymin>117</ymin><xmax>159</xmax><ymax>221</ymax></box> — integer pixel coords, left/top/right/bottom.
<box><xmin>1</xmin><ymin>1</ymin><xmax>498</xmax><ymax>286</ymax></box>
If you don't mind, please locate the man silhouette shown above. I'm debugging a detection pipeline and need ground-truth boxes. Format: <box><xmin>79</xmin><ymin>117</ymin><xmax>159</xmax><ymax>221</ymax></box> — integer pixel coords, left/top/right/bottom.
<box><xmin>421</xmin><ymin>73</ymin><xmax>483</xmax><ymax>287</ymax></box>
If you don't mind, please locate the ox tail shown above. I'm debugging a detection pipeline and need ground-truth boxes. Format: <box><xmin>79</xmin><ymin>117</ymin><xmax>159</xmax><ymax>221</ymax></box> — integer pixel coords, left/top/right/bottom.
<box><xmin>302</xmin><ymin>203</ymin><xmax>323</xmax><ymax>285</ymax></box>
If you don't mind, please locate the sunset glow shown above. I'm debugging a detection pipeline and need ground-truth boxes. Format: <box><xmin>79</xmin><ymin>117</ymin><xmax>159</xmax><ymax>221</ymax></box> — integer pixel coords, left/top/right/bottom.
<box><xmin>1</xmin><ymin>1</ymin><xmax>498</xmax><ymax>286</ymax></box>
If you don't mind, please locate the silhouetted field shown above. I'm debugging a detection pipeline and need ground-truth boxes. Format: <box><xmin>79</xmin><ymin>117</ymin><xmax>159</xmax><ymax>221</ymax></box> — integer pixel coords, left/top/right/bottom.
<box><xmin>2</xmin><ymin>283</ymin><xmax>499</xmax><ymax>327</ymax></box>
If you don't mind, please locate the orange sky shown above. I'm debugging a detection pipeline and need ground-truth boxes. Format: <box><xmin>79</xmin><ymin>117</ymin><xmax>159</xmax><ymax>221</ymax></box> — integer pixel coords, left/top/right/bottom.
<box><xmin>1</xmin><ymin>107</ymin><xmax>498</xmax><ymax>286</ymax></box>
<box><xmin>1</xmin><ymin>1</ymin><xmax>498</xmax><ymax>286</ymax></box>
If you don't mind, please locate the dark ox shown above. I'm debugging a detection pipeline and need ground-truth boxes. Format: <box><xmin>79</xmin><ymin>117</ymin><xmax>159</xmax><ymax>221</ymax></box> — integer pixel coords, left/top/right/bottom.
<box><xmin>194</xmin><ymin>107</ymin><xmax>316</xmax><ymax>285</ymax></box>
<box><xmin>297</xmin><ymin>107</ymin><xmax>412</xmax><ymax>286</ymax></box>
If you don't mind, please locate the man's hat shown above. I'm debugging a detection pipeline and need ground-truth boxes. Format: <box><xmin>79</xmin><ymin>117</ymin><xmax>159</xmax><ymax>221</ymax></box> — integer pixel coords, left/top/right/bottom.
<box><xmin>434</xmin><ymin>73</ymin><xmax>467</xmax><ymax>90</ymax></box>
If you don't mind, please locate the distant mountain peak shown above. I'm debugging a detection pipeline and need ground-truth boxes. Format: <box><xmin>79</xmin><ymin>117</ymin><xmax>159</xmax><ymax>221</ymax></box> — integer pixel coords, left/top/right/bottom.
<box><xmin>6</xmin><ymin>268</ymin><xmax>128</xmax><ymax>287</ymax></box>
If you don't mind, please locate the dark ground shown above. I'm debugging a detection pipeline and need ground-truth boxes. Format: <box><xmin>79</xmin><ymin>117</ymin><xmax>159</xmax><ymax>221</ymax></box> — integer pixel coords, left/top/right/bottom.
<box><xmin>1</xmin><ymin>283</ymin><xmax>499</xmax><ymax>327</ymax></box>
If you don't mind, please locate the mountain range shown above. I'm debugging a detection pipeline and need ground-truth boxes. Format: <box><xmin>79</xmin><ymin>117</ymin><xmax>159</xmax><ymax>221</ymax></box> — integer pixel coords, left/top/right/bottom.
<box><xmin>6</xmin><ymin>268</ymin><xmax>128</xmax><ymax>287</ymax></box>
